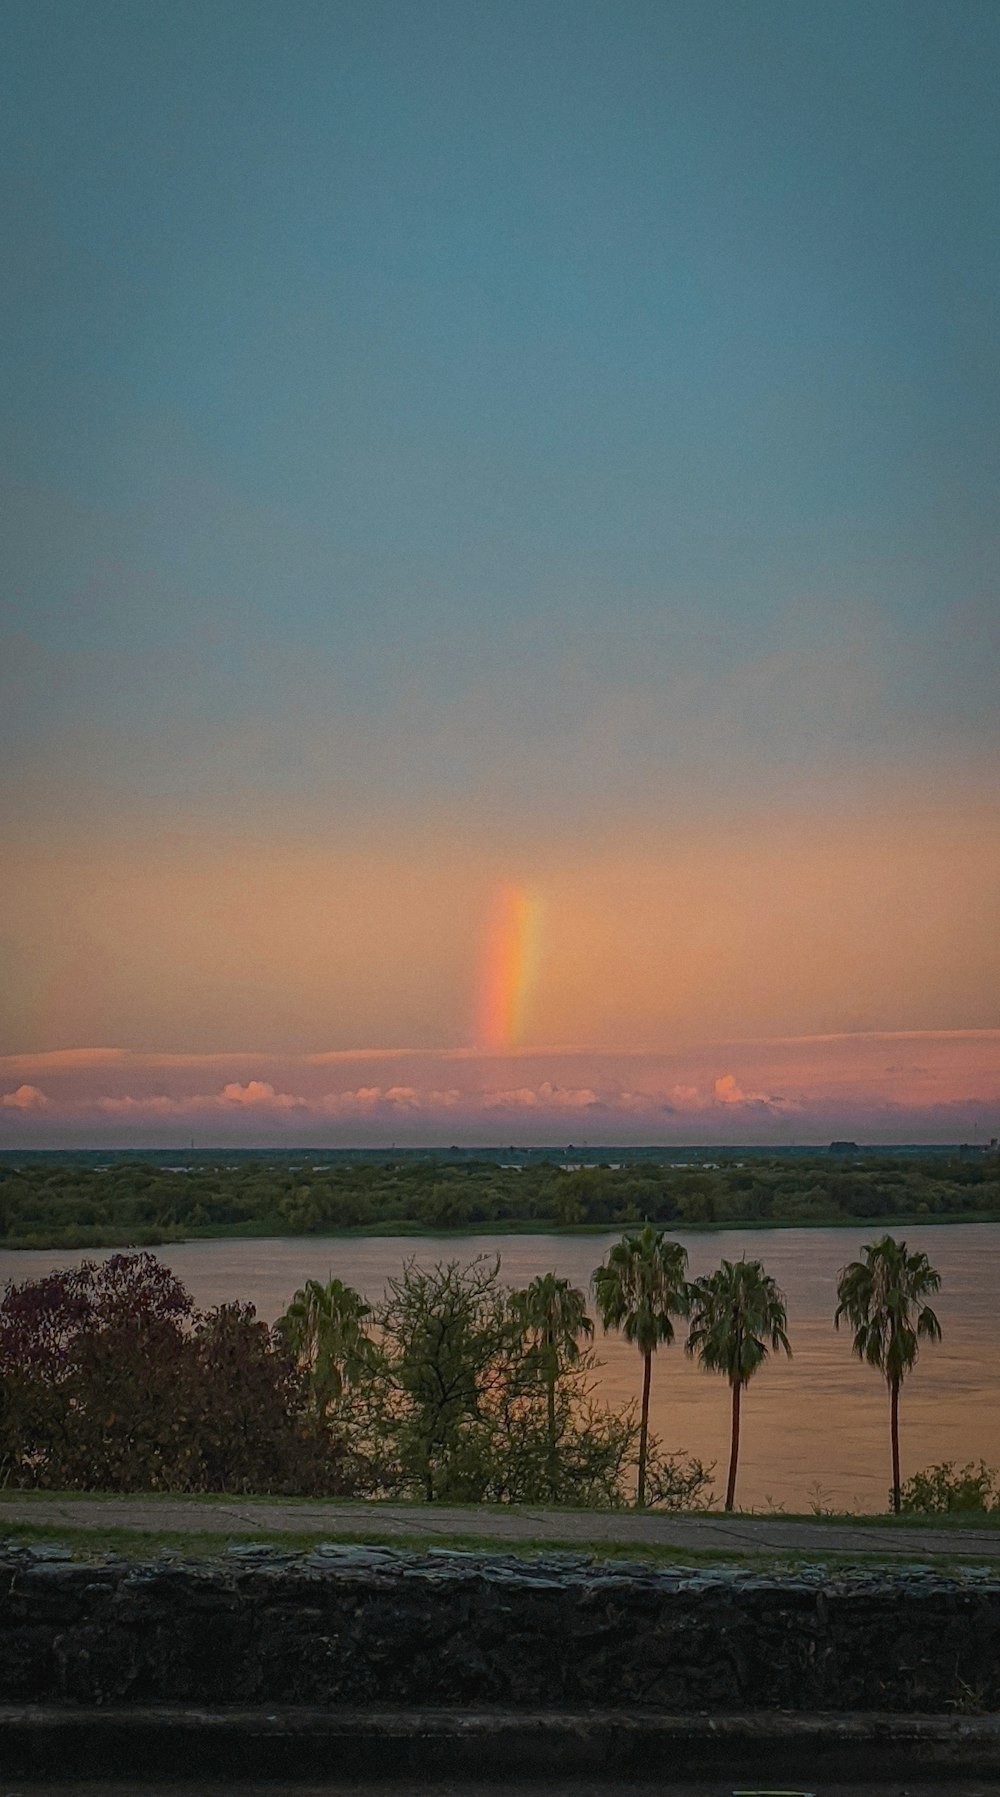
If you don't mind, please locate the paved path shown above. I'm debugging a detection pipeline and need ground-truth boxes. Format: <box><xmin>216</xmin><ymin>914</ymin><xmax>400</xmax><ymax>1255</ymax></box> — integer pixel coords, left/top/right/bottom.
<box><xmin>0</xmin><ymin>1495</ymin><xmax>996</xmax><ymax>1558</ymax></box>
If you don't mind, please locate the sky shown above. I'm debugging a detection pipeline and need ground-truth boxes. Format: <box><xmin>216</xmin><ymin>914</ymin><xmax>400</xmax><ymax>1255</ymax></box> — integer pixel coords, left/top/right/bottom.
<box><xmin>2</xmin><ymin>0</ymin><xmax>998</xmax><ymax>1146</ymax></box>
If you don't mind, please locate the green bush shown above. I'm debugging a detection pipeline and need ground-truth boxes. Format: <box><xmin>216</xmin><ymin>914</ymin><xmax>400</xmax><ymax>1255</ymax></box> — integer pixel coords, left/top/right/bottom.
<box><xmin>899</xmin><ymin>1460</ymin><xmax>1000</xmax><ymax>1514</ymax></box>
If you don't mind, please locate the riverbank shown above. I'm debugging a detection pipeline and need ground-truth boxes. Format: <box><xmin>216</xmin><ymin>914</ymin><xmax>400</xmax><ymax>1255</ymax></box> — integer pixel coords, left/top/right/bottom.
<box><xmin>5</xmin><ymin>1208</ymin><xmax>1000</xmax><ymax>1251</ymax></box>
<box><xmin>3</xmin><ymin>1149</ymin><xmax>995</xmax><ymax>1250</ymax></box>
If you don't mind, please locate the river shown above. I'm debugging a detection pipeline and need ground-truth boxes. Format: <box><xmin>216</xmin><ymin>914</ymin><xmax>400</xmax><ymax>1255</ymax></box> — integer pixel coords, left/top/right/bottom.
<box><xmin>2</xmin><ymin>1224</ymin><xmax>996</xmax><ymax>1512</ymax></box>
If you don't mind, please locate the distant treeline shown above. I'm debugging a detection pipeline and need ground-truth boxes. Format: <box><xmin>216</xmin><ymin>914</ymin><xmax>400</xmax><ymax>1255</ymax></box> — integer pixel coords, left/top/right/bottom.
<box><xmin>0</xmin><ymin>1152</ymin><xmax>998</xmax><ymax>1249</ymax></box>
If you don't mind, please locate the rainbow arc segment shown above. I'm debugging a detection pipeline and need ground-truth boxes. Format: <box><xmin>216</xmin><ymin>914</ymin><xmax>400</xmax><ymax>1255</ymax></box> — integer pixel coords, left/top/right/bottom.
<box><xmin>475</xmin><ymin>885</ymin><xmax>543</xmax><ymax>1051</ymax></box>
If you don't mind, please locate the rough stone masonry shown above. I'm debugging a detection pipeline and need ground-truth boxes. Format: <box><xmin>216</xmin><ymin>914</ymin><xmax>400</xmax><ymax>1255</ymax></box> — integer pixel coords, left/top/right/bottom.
<box><xmin>0</xmin><ymin>1544</ymin><xmax>997</xmax><ymax>1713</ymax></box>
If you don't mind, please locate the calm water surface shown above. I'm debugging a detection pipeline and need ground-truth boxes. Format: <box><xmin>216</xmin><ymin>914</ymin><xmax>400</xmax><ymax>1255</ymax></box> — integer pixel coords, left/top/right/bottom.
<box><xmin>3</xmin><ymin>1225</ymin><xmax>997</xmax><ymax>1512</ymax></box>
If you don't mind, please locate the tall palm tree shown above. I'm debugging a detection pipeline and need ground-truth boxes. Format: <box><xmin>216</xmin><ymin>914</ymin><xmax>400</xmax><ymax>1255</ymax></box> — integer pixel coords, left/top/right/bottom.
<box><xmin>592</xmin><ymin>1225</ymin><xmax>689</xmax><ymax>1508</ymax></box>
<box><xmin>511</xmin><ymin>1272</ymin><xmax>593</xmax><ymax>1495</ymax></box>
<box><xmin>276</xmin><ymin>1276</ymin><xmax>375</xmax><ymax>1417</ymax></box>
<box><xmin>835</xmin><ymin>1236</ymin><xmax>942</xmax><ymax>1514</ymax></box>
<box><xmin>686</xmin><ymin>1257</ymin><xmax>791</xmax><ymax>1512</ymax></box>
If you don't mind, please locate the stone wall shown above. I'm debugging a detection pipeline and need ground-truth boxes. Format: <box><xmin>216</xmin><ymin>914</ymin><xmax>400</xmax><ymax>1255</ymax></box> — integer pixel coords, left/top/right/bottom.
<box><xmin>1</xmin><ymin>1544</ymin><xmax>997</xmax><ymax>1714</ymax></box>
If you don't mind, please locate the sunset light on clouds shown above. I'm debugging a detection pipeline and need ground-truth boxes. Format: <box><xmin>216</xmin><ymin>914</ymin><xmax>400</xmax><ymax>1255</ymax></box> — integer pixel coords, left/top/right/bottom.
<box><xmin>3</xmin><ymin>1029</ymin><xmax>998</xmax><ymax>1148</ymax></box>
<box><xmin>2</xmin><ymin>1</ymin><xmax>998</xmax><ymax>1148</ymax></box>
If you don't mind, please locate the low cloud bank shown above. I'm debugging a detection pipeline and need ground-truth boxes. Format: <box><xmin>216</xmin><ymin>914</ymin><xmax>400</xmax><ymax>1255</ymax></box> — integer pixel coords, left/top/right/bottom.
<box><xmin>2</xmin><ymin>1032</ymin><xmax>997</xmax><ymax>1146</ymax></box>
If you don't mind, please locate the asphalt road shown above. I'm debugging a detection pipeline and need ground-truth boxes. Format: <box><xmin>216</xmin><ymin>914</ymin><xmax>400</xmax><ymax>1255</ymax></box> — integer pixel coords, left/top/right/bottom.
<box><xmin>0</xmin><ymin>1495</ymin><xmax>996</xmax><ymax>1557</ymax></box>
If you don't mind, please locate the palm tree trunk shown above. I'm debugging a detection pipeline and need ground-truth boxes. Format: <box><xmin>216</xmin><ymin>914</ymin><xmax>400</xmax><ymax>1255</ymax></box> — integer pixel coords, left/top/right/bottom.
<box><xmin>889</xmin><ymin>1375</ymin><xmax>901</xmax><ymax>1515</ymax></box>
<box><xmin>637</xmin><ymin>1349</ymin><xmax>652</xmax><ymax>1508</ymax></box>
<box><xmin>725</xmin><ymin>1380</ymin><xmax>741</xmax><ymax>1511</ymax></box>
<box><xmin>546</xmin><ymin>1370</ymin><xmax>557</xmax><ymax>1498</ymax></box>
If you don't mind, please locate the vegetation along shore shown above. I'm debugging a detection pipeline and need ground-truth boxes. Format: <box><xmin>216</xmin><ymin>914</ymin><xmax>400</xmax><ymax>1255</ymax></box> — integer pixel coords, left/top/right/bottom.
<box><xmin>0</xmin><ymin>1148</ymin><xmax>997</xmax><ymax>1251</ymax></box>
<box><xmin>0</xmin><ymin>1224</ymin><xmax>995</xmax><ymax>1519</ymax></box>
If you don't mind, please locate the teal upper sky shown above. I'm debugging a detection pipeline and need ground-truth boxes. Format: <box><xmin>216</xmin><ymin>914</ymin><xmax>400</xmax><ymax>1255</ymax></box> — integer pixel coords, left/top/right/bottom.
<box><xmin>3</xmin><ymin>0</ymin><xmax>999</xmax><ymax>829</ymax></box>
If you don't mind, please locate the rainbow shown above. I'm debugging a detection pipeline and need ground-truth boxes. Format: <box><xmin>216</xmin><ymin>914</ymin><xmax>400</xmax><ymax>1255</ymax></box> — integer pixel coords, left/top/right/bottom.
<box><xmin>475</xmin><ymin>885</ymin><xmax>542</xmax><ymax>1051</ymax></box>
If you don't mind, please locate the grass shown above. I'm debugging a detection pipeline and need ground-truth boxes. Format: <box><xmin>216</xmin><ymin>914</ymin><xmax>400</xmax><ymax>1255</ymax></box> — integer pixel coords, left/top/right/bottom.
<box><xmin>0</xmin><ymin>1519</ymin><xmax>997</xmax><ymax>1573</ymax></box>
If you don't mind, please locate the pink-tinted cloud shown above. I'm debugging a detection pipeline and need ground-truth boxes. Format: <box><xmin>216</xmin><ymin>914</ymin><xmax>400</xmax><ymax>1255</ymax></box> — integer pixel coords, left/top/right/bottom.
<box><xmin>712</xmin><ymin>1073</ymin><xmax>796</xmax><ymax>1115</ymax></box>
<box><xmin>317</xmin><ymin>1086</ymin><xmax>427</xmax><ymax>1117</ymax></box>
<box><xmin>220</xmin><ymin>1080</ymin><xmax>305</xmax><ymax>1111</ymax></box>
<box><xmin>2</xmin><ymin>1083</ymin><xmax>49</xmax><ymax>1110</ymax></box>
<box><xmin>480</xmin><ymin>1081</ymin><xmax>601</xmax><ymax>1110</ymax></box>
<box><xmin>0</xmin><ymin>1049</ymin><xmax>127</xmax><ymax>1074</ymax></box>
<box><xmin>1</xmin><ymin>1031</ymin><xmax>997</xmax><ymax>1144</ymax></box>
<box><xmin>97</xmin><ymin>1094</ymin><xmax>185</xmax><ymax>1116</ymax></box>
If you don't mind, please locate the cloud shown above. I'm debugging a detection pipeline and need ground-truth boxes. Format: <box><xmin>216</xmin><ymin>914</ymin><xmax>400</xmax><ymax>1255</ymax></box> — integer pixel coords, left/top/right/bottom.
<box><xmin>480</xmin><ymin>1086</ymin><xmax>539</xmax><ymax>1109</ymax></box>
<box><xmin>3</xmin><ymin>1032</ymin><xmax>997</xmax><ymax>1143</ymax></box>
<box><xmin>604</xmin><ymin>1088</ymin><xmax>682</xmax><ymax>1114</ymax></box>
<box><xmin>383</xmin><ymin>1085</ymin><xmax>420</xmax><ymax>1110</ymax></box>
<box><xmin>306</xmin><ymin>1048</ymin><xmax>429</xmax><ymax>1065</ymax></box>
<box><xmin>317</xmin><ymin>1086</ymin><xmax>425</xmax><ymax>1116</ymax></box>
<box><xmin>1</xmin><ymin>1084</ymin><xmax>49</xmax><ymax>1110</ymax></box>
<box><xmin>712</xmin><ymin>1073</ymin><xmax>797</xmax><ymax>1115</ymax></box>
<box><xmin>480</xmin><ymin>1082</ymin><xmax>601</xmax><ymax>1111</ymax></box>
<box><xmin>0</xmin><ymin>1049</ymin><xmax>127</xmax><ymax>1074</ymax></box>
<box><xmin>316</xmin><ymin>1087</ymin><xmax>382</xmax><ymax>1116</ymax></box>
<box><xmin>220</xmin><ymin>1081</ymin><xmax>305</xmax><ymax>1111</ymax></box>
<box><xmin>96</xmin><ymin>1083</ymin><xmax>308</xmax><ymax>1116</ymax></box>
<box><xmin>96</xmin><ymin>1094</ymin><xmax>184</xmax><ymax>1116</ymax></box>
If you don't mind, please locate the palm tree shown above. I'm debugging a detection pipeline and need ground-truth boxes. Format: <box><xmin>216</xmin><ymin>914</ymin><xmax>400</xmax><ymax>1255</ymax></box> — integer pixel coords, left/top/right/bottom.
<box><xmin>511</xmin><ymin>1272</ymin><xmax>593</xmax><ymax>1495</ymax></box>
<box><xmin>686</xmin><ymin>1257</ymin><xmax>791</xmax><ymax>1512</ymax></box>
<box><xmin>835</xmin><ymin>1236</ymin><xmax>942</xmax><ymax>1514</ymax></box>
<box><xmin>592</xmin><ymin>1224</ymin><xmax>689</xmax><ymax>1508</ymax></box>
<box><xmin>276</xmin><ymin>1276</ymin><xmax>375</xmax><ymax>1417</ymax></box>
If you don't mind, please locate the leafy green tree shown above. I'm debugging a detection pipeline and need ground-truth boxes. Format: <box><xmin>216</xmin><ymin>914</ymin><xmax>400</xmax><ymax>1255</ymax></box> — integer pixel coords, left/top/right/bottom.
<box><xmin>276</xmin><ymin>1276</ymin><xmax>375</xmax><ymax>1417</ymax></box>
<box><xmin>685</xmin><ymin>1257</ymin><xmax>791</xmax><ymax>1511</ymax></box>
<box><xmin>378</xmin><ymin>1256</ymin><xmax>518</xmax><ymax>1501</ymax></box>
<box><xmin>552</xmin><ymin>1183</ymin><xmax>584</xmax><ymax>1226</ymax></box>
<box><xmin>592</xmin><ymin>1224</ymin><xmax>689</xmax><ymax>1508</ymax></box>
<box><xmin>835</xmin><ymin>1235</ymin><xmax>942</xmax><ymax>1514</ymax></box>
<box><xmin>510</xmin><ymin>1272</ymin><xmax>593</xmax><ymax>1495</ymax></box>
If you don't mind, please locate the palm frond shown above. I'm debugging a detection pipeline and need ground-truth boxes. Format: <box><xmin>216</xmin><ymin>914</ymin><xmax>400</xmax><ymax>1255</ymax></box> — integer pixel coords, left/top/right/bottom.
<box><xmin>686</xmin><ymin>1257</ymin><xmax>791</xmax><ymax>1387</ymax></box>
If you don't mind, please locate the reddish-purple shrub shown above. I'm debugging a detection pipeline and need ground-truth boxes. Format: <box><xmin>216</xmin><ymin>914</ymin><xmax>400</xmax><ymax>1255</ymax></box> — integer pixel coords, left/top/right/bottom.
<box><xmin>0</xmin><ymin>1255</ymin><xmax>350</xmax><ymax>1494</ymax></box>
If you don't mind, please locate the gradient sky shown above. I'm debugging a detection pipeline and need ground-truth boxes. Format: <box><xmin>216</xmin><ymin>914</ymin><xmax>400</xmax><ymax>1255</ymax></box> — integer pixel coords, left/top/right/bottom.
<box><xmin>2</xmin><ymin>0</ymin><xmax>998</xmax><ymax>1144</ymax></box>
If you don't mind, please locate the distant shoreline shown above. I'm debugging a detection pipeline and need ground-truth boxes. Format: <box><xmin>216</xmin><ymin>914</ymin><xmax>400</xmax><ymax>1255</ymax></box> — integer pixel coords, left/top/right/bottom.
<box><xmin>3</xmin><ymin>1146</ymin><xmax>995</xmax><ymax>1253</ymax></box>
<box><xmin>2</xmin><ymin>1211</ymin><xmax>998</xmax><ymax>1254</ymax></box>
<box><xmin>0</xmin><ymin>1140</ymin><xmax>992</xmax><ymax>1170</ymax></box>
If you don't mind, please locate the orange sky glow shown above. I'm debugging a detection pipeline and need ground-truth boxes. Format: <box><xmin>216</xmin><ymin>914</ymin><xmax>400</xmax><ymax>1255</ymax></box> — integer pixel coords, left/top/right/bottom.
<box><xmin>3</xmin><ymin>793</ymin><xmax>997</xmax><ymax>1144</ymax></box>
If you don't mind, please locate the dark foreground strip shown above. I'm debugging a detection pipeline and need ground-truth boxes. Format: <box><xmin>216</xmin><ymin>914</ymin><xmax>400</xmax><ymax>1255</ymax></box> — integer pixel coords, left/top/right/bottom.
<box><xmin>0</xmin><ymin>1708</ymin><xmax>998</xmax><ymax>1782</ymax></box>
